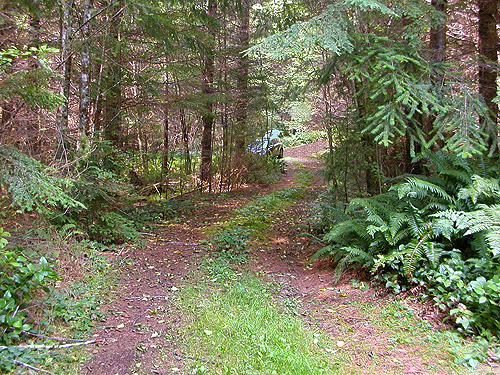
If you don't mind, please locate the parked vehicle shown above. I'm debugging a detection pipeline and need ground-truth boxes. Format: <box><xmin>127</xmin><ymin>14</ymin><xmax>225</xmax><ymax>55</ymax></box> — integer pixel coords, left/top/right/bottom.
<box><xmin>247</xmin><ymin>129</ymin><xmax>284</xmax><ymax>158</ymax></box>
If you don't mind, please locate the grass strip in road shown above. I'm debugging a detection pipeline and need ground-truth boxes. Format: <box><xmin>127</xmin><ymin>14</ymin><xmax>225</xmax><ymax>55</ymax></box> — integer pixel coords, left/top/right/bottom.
<box><xmin>174</xmin><ymin>171</ymin><xmax>345</xmax><ymax>374</ymax></box>
<box><xmin>178</xmin><ymin>274</ymin><xmax>345</xmax><ymax>375</ymax></box>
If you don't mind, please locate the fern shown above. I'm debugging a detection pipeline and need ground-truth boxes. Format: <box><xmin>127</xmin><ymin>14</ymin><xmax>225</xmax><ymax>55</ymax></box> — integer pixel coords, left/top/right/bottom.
<box><xmin>458</xmin><ymin>175</ymin><xmax>500</xmax><ymax>204</ymax></box>
<box><xmin>401</xmin><ymin>226</ymin><xmax>435</xmax><ymax>277</ymax></box>
<box><xmin>396</xmin><ymin>177</ymin><xmax>454</xmax><ymax>204</ymax></box>
<box><xmin>334</xmin><ymin>246</ymin><xmax>374</xmax><ymax>281</ymax></box>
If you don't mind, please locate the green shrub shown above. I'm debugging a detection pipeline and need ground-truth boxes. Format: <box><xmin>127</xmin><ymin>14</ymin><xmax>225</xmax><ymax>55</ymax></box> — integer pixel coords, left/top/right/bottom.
<box><xmin>282</xmin><ymin>130</ymin><xmax>326</xmax><ymax>147</ymax></box>
<box><xmin>0</xmin><ymin>228</ymin><xmax>57</xmax><ymax>346</ymax></box>
<box><xmin>123</xmin><ymin>199</ymin><xmax>193</xmax><ymax>228</ymax></box>
<box><xmin>244</xmin><ymin>154</ymin><xmax>285</xmax><ymax>185</ymax></box>
<box><xmin>0</xmin><ymin>146</ymin><xmax>84</xmax><ymax>214</ymax></box>
<box><xmin>88</xmin><ymin>212</ymin><xmax>139</xmax><ymax>244</ymax></box>
<box><xmin>315</xmin><ymin>152</ymin><xmax>500</xmax><ymax>336</ymax></box>
<box><xmin>210</xmin><ymin>228</ymin><xmax>251</xmax><ymax>263</ymax></box>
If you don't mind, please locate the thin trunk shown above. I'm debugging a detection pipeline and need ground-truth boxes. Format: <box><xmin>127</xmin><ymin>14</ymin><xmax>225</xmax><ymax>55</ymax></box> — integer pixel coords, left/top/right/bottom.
<box><xmin>138</xmin><ymin>128</ymin><xmax>149</xmax><ymax>175</ymax></box>
<box><xmin>92</xmin><ymin>39</ymin><xmax>106</xmax><ymax>136</ymax></box>
<box><xmin>0</xmin><ymin>3</ymin><xmax>16</xmax><ymax>144</ymax></box>
<box><xmin>478</xmin><ymin>0</ymin><xmax>499</xmax><ymax>153</ymax></box>
<box><xmin>102</xmin><ymin>1</ymin><xmax>123</xmax><ymax>148</ymax></box>
<box><xmin>180</xmin><ymin>108</ymin><xmax>191</xmax><ymax>175</ymax></box>
<box><xmin>427</xmin><ymin>0</ymin><xmax>447</xmax><ymax>152</ymax></box>
<box><xmin>234</xmin><ymin>0</ymin><xmax>250</xmax><ymax>159</ymax></box>
<box><xmin>200</xmin><ymin>0</ymin><xmax>217</xmax><ymax>192</ymax></box>
<box><xmin>29</xmin><ymin>3</ymin><xmax>42</xmax><ymax>155</ymax></box>
<box><xmin>78</xmin><ymin>0</ymin><xmax>91</xmax><ymax>150</ymax></box>
<box><xmin>56</xmin><ymin>0</ymin><xmax>74</xmax><ymax>160</ymax></box>
<box><xmin>430</xmin><ymin>0</ymin><xmax>447</xmax><ymax>64</ymax></box>
<box><xmin>162</xmin><ymin>69</ymin><xmax>170</xmax><ymax>196</ymax></box>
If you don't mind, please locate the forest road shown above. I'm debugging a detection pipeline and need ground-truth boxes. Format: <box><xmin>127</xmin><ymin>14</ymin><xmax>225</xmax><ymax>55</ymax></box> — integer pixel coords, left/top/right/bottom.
<box><xmin>83</xmin><ymin>140</ymin><xmax>328</xmax><ymax>375</ymax></box>
<box><xmin>83</xmin><ymin>139</ymin><xmax>469</xmax><ymax>375</ymax></box>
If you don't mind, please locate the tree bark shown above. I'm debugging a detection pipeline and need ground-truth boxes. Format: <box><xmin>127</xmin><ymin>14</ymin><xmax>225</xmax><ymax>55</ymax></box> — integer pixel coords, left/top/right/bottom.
<box><xmin>102</xmin><ymin>1</ymin><xmax>123</xmax><ymax>148</ymax></box>
<box><xmin>234</xmin><ymin>0</ymin><xmax>250</xmax><ymax>159</ymax></box>
<box><xmin>161</xmin><ymin>69</ymin><xmax>170</xmax><ymax>196</ymax></box>
<box><xmin>430</xmin><ymin>0</ymin><xmax>447</xmax><ymax>64</ymax></box>
<box><xmin>180</xmin><ymin>107</ymin><xmax>191</xmax><ymax>175</ymax></box>
<box><xmin>55</xmin><ymin>0</ymin><xmax>74</xmax><ymax>160</ymax></box>
<box><xmin>78</xmin><ymin>0</ymin><xmax>91</xmax><ymax>150</ymax></box>
<box><xmin>200</xmin><ymin>0</ymin><xmax>217</xmax><ymax>192</ymax></box>
<box><xmin>478</xmin><ymin>0</ymin><xmax>499</xmax><ymax>152</ymax></box>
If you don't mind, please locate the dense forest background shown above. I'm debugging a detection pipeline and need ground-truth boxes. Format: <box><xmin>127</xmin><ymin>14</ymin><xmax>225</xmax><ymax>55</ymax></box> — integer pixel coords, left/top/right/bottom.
<box><xmin>1</xmin><ymin>0</ymin><xmax>500</xmax><ymax>372</ymax></box>
<box><xmin>0</xmin><ymin>0</ymin><xmax>498</xmax><ymax>194</ymax></box>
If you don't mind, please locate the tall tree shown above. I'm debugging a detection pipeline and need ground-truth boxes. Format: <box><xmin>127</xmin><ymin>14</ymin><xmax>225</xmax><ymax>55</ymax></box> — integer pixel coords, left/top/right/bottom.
<box><xmin>78</xmin><ymin>0</ymin><xmax>91</xmax><ymax>149</ymax></box>
<box><xmin>55</xmin><ymin>0</ymin><xmax>74</xmax><ymax>160</ymax></box>
<box><xmin>430</xmin><ymin>0</ymin><xmax>447</xmax><ymax>64</ymax></box>
<box><xmin>102</xmin><ymin>1</ymin><xmax>124</xmax><ymax>148</ymax></box>
<box><xmin>234</xmin><ymin>0</ymin><xmax>251</xmax><ymax>159</ymax></box>
<box><xmin>200</xmin><ymin>0</ymin><xmax>217</xmax><ymax>191</ymax></box>
<box><xmin>478</xmin><ymin>0</ymin><xmax>499</xmax><ymax>152</ymax></box>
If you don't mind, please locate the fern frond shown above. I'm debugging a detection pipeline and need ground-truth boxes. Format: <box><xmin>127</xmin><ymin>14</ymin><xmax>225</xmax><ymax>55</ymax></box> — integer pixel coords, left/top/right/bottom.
<box><xmin>458</xmin><ymin>175</ymin><xmax>500</xmax><ymax>204</ymax></box>
<box><xmin>397</xmin><ymin>177</ymin><xmax>454</xmax><ymax>203</ymax></box>
<box><xmin>387</xmin><ymin>212</ymin><xmax>407</xmax><ymax>234</ymax></box>
<box><xmin>333</xmin><ymin>246</ymin><xmax>374</xmax><ymax>281</ymax></box>
<box><xmin>310</xmin><ymin>245</ymin><xmax>334</xmax><ymax>262</ymax></box>
<box><xmin>402</xmin><ymin>228</ymin><xmax>434</xmax><ymax>278</ymax></box>
<box><xmin>485</xmin><ymin>231</ymin><xmax>500</xmax><ymax>257</ymax></box>
<box><xmin>439</xmin><ymin>169</ymin><xmax>472</xmax><ymax>186</ymax></box>
<box><xmin>431</xmin><ymin>217</ymin><xmax>455</xmax><ymax>240</ymax></box>
<box><xmin>324</xmin><ymin>220</ymin><xmax>363</xmax><ymax>244</ymax></box>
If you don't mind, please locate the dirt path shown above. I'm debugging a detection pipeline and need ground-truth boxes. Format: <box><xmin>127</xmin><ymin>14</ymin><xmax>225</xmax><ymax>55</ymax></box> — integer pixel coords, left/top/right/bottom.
<box><xmin>83</xmin><ymin>142</ymin><xmax>328</xmax><ymax>374</ymax></box>
<box><xmin>84</xmin><ymin>141</ymin><xmax>490</xmax><ymax>375</ymax></box>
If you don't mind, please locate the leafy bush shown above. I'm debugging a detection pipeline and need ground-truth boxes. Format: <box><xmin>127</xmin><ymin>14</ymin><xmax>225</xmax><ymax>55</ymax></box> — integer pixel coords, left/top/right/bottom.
<box><xmin>0</xmin><ymin>228</ymin><xmax>57</xmax><ymax>346</ymax></box>
<box><xmin>210</xmin><ymin>228</ymin><xmax>251</xmax><ymax>263</ymax></box>
<box><xmin>244</xmin><ymin>154</ymin><xmax>285</xmax><ymax>185</ymax></box>
<box><xmin>123</xmin><ymin>199</ymin><xmax>193</xmax><ymax>228</ymax></box>
<box><xmin>282</xmin><ymin>130</ymin><xmax>325</xmax><ymax>148</ymax></box>
<box><xmin>315</xmin><ymin>152</ymin><xmax>500</xmax><ymax>336</ymax></box>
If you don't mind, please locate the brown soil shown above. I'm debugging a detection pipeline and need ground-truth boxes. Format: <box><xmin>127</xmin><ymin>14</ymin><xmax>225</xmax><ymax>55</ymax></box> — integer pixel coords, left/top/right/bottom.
<box><xmin>83</xmin><ymin>141</ymin><xmax>497</xmax><ymax>375</ymax></box>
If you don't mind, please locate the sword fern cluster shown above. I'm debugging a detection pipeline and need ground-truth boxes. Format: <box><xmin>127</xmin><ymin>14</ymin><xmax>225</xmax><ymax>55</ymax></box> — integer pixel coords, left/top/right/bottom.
<box><xmin>315</xmin><ymin>152</ymin><xmax>500</xmax><ymax>335</ymax></box>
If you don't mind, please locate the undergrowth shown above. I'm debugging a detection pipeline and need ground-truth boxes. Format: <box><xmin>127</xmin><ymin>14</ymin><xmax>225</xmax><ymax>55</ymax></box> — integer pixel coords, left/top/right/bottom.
<box><xmin>0</xmin><ymin>226</ymin><xmax>116</xmax><ymax>374</ymax></box>
<box><xmin>171</xmin><ymin>171</ymin><xmax>346</xmax><ymax>374</ymax></box>
<box><xmin>313</xmin><ymin>151</ymin><xmax>500</xmax><ymax>366</ymax></box>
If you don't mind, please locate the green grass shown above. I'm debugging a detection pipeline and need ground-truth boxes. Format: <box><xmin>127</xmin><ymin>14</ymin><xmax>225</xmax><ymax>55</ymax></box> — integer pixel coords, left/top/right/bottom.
<box><xmin>177</xmin><ymin>274</ymin><xmax>346</xmax><ymax>375</ymax></box>
<box><xmin>172</xmin><ymin>172</ymin><xmax>346</xmax><ymax>374</ymax></box>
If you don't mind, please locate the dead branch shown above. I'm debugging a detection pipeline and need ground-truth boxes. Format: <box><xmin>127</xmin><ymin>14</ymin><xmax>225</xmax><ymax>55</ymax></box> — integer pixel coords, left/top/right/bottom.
<box><xmin>12</xmin><ymin>360</ymin><xmax>56</xmax><ymax>375</ymax></box>
<box><xmin>0</xmin><ymin>340</ymin><xmax>95</xmax><ymax>351</ymax></box>
<box><xmin>22</xmin><ymin>331</ymin><xmax>91</xmax><ymax>343</ymax></box>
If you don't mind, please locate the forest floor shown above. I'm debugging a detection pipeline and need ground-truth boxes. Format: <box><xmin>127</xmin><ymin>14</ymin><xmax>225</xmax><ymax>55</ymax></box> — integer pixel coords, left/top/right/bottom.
<box><xmin>81</xmin><ymin>140</ymin><xmax>498</xmax><ymax>375</ymax></box>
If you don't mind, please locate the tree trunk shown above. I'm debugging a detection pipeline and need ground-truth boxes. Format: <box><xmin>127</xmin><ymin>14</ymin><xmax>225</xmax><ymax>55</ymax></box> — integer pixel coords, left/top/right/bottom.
<box><xmin>161</xmin><ymin>69</ymin><xmax>170</xmax><ymax>196</ymax></box>
<box><xmin>430</xmin><ymin>0</ymin><xmax>447</xmax><ymax>64</ymax></box>
<box><xmin>180</xmin><ymin>108</ymin><xmax>191</xmax><ymax>175</ymax></box>
<box><xmin>200</xmin><ymin>0</ymin><xmax>217</xmax><ymax>192</ymax></box>
<box><xmin>78</xmin><ymin>0</ymin><xmax>91</xmax><ymax>150</ymax></box>
<box><xmin>55</xmin><ymin>0</ymin><xmax>74</xmax><ymax>161</ymax></box>
<box><xmin>426</xmin><ymin>0</ymin><xmax>447</xmax><ymax>153</ymax></box>
<box><xmin>102</xmin><ymin>1</ymin><xmax>123</xmax><ymax>148</ymax></box>
<box><xmin>478</xmin><ymin>0</ymin><xmax>499</xmax><ymax>153</ymax></box>
<box><xmin>234</xmin><ymin>0</ymin><xmax>250</xmax><ymax>159</ymax></box>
